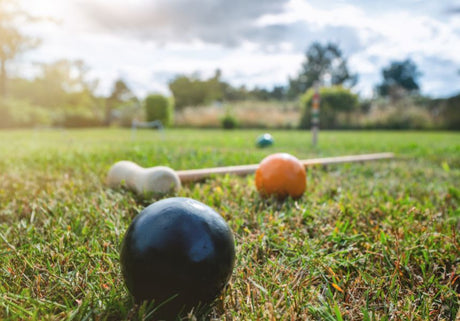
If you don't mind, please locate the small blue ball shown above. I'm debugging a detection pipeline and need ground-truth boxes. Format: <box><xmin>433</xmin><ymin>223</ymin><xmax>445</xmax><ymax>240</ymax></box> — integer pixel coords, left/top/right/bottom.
<box><xmin>256</xmin><ymin>133</ymin><xmax>274</xmax><ymax>148</ymax></box>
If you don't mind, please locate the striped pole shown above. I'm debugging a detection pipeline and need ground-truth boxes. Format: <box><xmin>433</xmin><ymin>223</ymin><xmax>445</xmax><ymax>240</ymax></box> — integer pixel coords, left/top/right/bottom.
<box><xmin>312</xmin><ymin>82</ymin><xmax>320</xmax><ymax>146</ymax></box>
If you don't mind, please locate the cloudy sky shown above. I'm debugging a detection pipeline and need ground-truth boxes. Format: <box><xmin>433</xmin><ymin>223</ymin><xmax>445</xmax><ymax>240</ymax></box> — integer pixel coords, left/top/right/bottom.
<box><xmin>17</xmin><ymin>0</ymin><xmax>460</xmax><ymax>98</ymax></box>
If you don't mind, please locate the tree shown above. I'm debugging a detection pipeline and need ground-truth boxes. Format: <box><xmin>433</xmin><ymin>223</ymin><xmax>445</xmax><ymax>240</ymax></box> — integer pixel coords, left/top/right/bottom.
<box><xmin>223</xmin><ymin>84</ymin><xmax>249</xmax><ymax>101</ymax></box>
<box><xmin>249</xmin><ymin>87</ymin><xmax>271</xmax><ymax>101</ymax></box>
<box><xmin>27</xmin><ymin>59</ymin><xmax>98</xmax><ymax>109</ymax></box>
<box><xmin>203</xmin><ymin>69</ymin><xmax>225</xmax><ymax>103</ymax></box>
<box><xmin>270</xmin><ymin>86</ymin><xmax>287</xmax><ymax>100</ymax></box>
<box><xmin>376</xmin><ymin>59</ymin><xmax>421</xmax><ymax>98</ymax></box>
<box><xmin>105</xmin><ymin>79</ymin><xmax>137</xmax><ymax>125</ymax></box>
<box><xmin>168</xmin><ymin>69</ymin><xmax>225</xmax><ymax>109</ymax></box>
<box><xmin>288</xmin><ymin>42</ymin><xmax>357</xmax><ymax>98</ymax></box>
<box><xmin>169</xmin><ymin>75</ymin><xmax>206</xmax><ymax>109</ymax></box>
<box><xmin>0</xmin><ymin>0</ymin><xmax>40</xmax><ymax>97</ymax></box>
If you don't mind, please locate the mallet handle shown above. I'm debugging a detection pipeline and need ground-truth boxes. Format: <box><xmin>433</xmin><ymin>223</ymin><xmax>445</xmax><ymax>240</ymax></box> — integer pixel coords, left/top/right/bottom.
<box><xmin>176</xmin><ymin>152</ymin><xmax>394</xmax><ymax>183</ymax></box>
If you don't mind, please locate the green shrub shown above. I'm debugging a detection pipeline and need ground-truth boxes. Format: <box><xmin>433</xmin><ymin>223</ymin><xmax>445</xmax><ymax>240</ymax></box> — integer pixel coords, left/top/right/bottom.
<box><xmin>48</xmin><ymin>106</ymin><xmax>102</xmax><ymax>128</ymax></box>
<box><xmin>299</xmin><ymin>86</ymin><xmax>358</xmax><ymax>129</ymax></box>
<box><xmin>145</xmin><ymin>94</ymin><xmax>173</xmax><ymax>126</ymax></box>
<box><xmin>221</xmin><ymin>113</ymin><xmax>238</xmax><ymax>129</ymax></box>
<box><xmin>438</xmin><ymin>94</ymin><xmax>460</xmax><ymax>130</ymax></box>
<box><xmin>358</xmin><ymin>96</ymin><xmax>436</xmax><ymax>130</ymax></box>
<box><xmin>59</xmin><ymin>112</ymin><xmax>103</xmax><ymax>128</ymax></box>
<box><xmin>365</xmin><ymin>106</ymin><xmax>433</xmax><ymax>129</ymax></box>
<box><xmin>0</xmin><ymin>98</ymin><xmax>52</xmax><ymax>128</ymax></box>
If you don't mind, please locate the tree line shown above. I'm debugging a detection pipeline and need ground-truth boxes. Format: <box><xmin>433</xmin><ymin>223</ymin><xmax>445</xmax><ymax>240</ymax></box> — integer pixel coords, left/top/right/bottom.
<box><xmin>168</xmin><ymin>42</ymin><xmax>422</xmax><ymax>108</ymax></box>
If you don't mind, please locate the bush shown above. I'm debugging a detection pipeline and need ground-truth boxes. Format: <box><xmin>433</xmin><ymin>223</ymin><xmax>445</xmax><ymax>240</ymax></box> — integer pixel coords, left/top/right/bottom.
<box><xmin>145</xmin><ymin>94</ymin><xmax>173</xmax><ymax>126</ymax></box>
<box><xmin>438</xmin><ymin>94</ymin><xmax>460</xmax><ymax>130</ymax></box>
<box><xmin>299</xmin><ymin>86</ymin><xmax>358</xmax><ymax>129</ymax></box>
<box><xmin>59</xmin><ymin>111</ymin><xmax>104</xmax><ymax>128</ymax></box>
<box><xmin>0</xmin><ymin>98</ymin><xmax>52</xmax><ymax>128</ymax></box>
<box><xmin>355</xmin><ymin>95</ymin><xmax>437</xmax><ymax>130</ymax></box>
<box><xmin>360</xmin><ymin>106</ymin><xmax>434</xmax><ymax>129</ymax></box>
<box><xmin>221</xmin><ymin>113</ymin><xmax>238</xmax><ymax>129</ymax></box>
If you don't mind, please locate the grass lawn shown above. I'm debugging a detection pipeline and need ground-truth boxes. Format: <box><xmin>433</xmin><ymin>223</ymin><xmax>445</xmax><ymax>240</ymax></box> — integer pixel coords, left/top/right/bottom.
<box><xmin>0</xmin><ymin>128</ymin><xmax>459</xmax><ymax>320</ymax></box>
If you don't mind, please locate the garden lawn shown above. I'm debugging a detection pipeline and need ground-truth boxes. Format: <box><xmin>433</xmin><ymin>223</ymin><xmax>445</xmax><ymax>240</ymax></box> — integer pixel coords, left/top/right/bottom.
<box><xmin>0</xmin><ymin>129</ymin><xmax>459</xmax><ymax>320</ymax></box>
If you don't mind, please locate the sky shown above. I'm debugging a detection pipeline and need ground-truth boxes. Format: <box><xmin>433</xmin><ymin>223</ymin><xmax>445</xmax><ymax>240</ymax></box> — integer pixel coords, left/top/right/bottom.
<box><xmin>15</xmin><ymin>0</ymin><xmax>460</xmax><ymax>98</ymax></box>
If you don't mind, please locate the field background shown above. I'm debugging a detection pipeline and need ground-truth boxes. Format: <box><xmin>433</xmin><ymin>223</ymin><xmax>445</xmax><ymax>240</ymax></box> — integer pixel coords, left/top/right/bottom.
<box><xmin>0</xmin><ymin>129</ymin><xmax>459</xmax><ymax>320</ymax></box>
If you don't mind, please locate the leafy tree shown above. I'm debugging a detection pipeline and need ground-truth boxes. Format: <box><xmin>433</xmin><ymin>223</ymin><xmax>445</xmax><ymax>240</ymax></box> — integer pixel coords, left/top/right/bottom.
<box><xmin>168</xmin><ymin>75</ymin><xmax>207</xmax><ymax>109</ymax></box>
<box><xmin>270</xmin><ymin>86</ymin><xmax>287</xmax><ymax>100</ymax></box>
<box><xmin>39</xmin><ymin>59</ymin><xmax>97</xmax><ymax>93</ymax></box>
<box><xmin>204</xmin><ymin>69</ymin><xmax>225</xmax><ymax>102</ymax></box>
<box><xmin>108</xmin><ymin>79</ymin><xmax>134</xmax><ymax>104</ymax></box>
<box><xmin>6</xmin><ymin>59</ymin><xmax>105</xmax><ymax>127</ymax></box>
<box><xmin>376</xmin><ymin>59</ymin><xmax>421</xmax><ymax>98</ymax></box>
<box><xmin>169</xmin><ymin>69</ymin><xmax>225</xmax><ymax>109</ymax></box>
<box><xmin>223</xmin><ymin>84</ymin><xmax>249</xmax><ymax>101</ymax></box>
<box><xmin>0</xmin><ymin>0</ymin><xmax>40</xmax><ymax>97</ymax></box>
<box><xmin>288</xmin><ymin>42</ymin><xmax>357</xmax><ymax>98</ymax></box>
<box><xmin>105</xmin><ymin>79</ymin><xmax>137</xmax><ymax>125</ymax></box>
<box><xmin>223</xmin><ymin>85</ymin><xmax>287</xmax><ymax>101</ymax></box>
<box><xmin>169</xmin><ymin>70</ymin><xmax>288</xmax><ymax>105</ymax></box>
<box><xmin>249</xmin><ymin>87</ymin><xmax>271</xmax><ymax>101</ymax></box>
<box><xmin>20</xmin><ymin>59</ymin><xmax>98</xmax><ymax>109</ymax></box>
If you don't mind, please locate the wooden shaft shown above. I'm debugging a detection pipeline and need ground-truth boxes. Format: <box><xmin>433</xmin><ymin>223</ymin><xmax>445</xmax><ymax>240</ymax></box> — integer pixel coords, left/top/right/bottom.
<box><xmin>176</xmin><ymin>152</ymin><xmax>394</xmax><ymax>183</ymax></box>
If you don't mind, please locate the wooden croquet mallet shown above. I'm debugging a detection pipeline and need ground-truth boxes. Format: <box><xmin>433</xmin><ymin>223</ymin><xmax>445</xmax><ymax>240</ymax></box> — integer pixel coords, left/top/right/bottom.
<box><xmin>107</xmin><ymin>152</ymin><xmax>394</xmax><ymax>194</ymax></box>
<box><xmin>176</xmin><ymin>152</ymin><xmax>394</xmax><ymax>182</ymax></box>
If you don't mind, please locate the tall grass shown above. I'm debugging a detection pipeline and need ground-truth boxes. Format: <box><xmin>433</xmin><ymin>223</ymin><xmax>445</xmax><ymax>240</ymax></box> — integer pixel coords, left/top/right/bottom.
<box><xmin>175</xmin><ymin>101</ymin><xmax>300</xmax><ymax>129</ymax></box>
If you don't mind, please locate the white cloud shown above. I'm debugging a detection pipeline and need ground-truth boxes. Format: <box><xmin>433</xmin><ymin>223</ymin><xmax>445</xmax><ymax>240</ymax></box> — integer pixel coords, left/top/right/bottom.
<box><xmin>15</xmin><ymin>0</ymin><xmax>460</xmax><ymax>98</ymax></box>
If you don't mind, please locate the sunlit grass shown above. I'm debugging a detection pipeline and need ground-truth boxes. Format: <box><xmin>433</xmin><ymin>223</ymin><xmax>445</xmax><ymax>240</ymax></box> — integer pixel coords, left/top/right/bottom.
<box><xmin>0</xmin><ymin>129</ymin><xmax>459</xmax><ymax>320</ymax></box>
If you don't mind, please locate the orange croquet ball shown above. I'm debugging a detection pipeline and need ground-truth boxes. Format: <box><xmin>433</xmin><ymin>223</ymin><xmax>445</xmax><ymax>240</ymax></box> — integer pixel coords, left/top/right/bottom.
<box><xmin>255</xmin><ymin>153</ymin><xmax>306</xmax><ymax>200</ymax></box>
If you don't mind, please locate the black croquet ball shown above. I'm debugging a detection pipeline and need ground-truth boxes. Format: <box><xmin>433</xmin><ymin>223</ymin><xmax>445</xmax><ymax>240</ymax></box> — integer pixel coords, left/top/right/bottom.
<box><xmin>120</xmin><ymin>197</ymin><xmax>235</xmax><ymax>316</ymax></box>
<box><xmin>256</xmin><ymin>133</ymin><xmax>274</xmax><ymax>148</ymax></box>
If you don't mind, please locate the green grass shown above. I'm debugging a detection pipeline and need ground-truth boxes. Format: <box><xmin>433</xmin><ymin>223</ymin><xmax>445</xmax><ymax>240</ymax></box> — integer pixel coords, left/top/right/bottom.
<box><xmin>0</xmin><ymin>128</ymin><xmax>459</xmax><ymax>320</ymax></box>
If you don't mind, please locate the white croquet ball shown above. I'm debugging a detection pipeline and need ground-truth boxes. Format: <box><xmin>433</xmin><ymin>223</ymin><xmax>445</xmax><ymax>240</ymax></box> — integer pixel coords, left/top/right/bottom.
<box><xmin>135</xmin><ymin>166</ymin><xmax>181</xmax><ymax>195</ymax></box>
<box><xmin>107</xmin><ymin>161</ymin><xmax>142</xmax><ymax>190</ymax></box>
